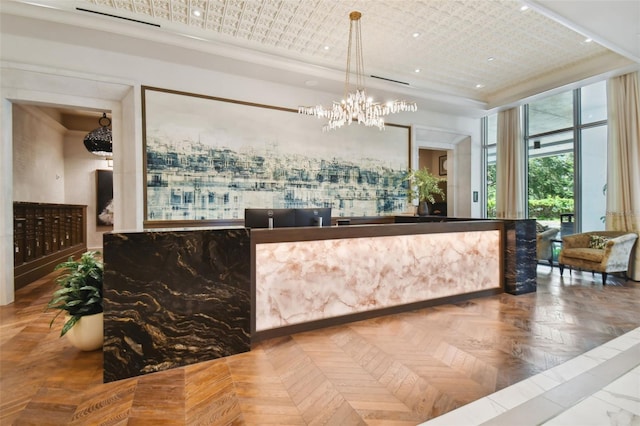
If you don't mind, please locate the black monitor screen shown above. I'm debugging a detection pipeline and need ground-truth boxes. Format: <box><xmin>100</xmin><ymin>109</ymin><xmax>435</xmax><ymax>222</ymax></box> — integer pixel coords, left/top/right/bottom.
<box><xmin>294</xmin><ymin>208</ymin><xmax>332</xmax><ymax>227</ymax></box>
<box><xmin>244</xmin><ymin>208</ymin><xmax>296</xmax><ymax>228</ymax></box>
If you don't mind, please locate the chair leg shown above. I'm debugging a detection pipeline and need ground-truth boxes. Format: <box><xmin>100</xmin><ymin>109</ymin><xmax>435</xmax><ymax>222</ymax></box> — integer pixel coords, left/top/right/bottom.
<box><xmin>548</xmin><ymin>257</ymin><xmax>553</xmax><ymax>270</ymax></box>
<box><xmin>559</xmin><ymin>264</ymin><xmax>564</xmax><ymax>276</ymax></box>
<box><xmin>602</xmin><ymin>272</ymin><xmax>607</xmax><ymax>285</ymax></box>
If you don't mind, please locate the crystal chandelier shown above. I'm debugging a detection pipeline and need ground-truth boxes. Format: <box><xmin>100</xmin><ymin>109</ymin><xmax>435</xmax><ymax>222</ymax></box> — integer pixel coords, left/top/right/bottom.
<box><xmin>299</xmin><ymin>11</ymin><xmax>417</xmax><ymax>131</ymax></box>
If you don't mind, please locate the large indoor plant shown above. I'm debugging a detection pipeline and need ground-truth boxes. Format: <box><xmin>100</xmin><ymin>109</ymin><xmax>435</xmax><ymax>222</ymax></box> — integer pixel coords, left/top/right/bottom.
<box><xmin>47</xmin><ymin>251</ymin><xmax>104</xmax><ymax>351</ymax></box>
<box><xmin>405</xmin><ymin>167</ymin><xmax>446</xmax><ymax>215</ymax></box>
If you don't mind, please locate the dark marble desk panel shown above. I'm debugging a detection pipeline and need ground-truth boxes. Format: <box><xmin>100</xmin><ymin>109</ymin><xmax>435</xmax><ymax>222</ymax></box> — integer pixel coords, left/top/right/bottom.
<box><xmin>103</xmin><ymin>228</ymin><xmax>251</xmax><ymax>383</ymax></box>
<box><xmin>503</xmin><ymin>219</ymin><xmax>537</xmax><ymax>295</ymax></box>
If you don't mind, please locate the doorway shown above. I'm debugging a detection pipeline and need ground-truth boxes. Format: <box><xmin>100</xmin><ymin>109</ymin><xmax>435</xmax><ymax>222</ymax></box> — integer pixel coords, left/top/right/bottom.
<box><xmin>1</xmin><ymin>66</ymin><xmax>135</xmax><ymax>305</ymax></box>
<box><xmin>418</xmin><ymin>148</ymin><xmax>448</xmax><ymax>215</ymax></box>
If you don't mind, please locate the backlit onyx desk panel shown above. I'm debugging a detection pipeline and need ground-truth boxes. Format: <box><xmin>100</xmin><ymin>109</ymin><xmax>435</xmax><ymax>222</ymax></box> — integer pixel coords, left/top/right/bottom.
<box><xmin>251</xmin><ymin>221</ymin><xmax>504</xmax><ymax>341</ymax></box>
<box><xmin>395</xmin><ymin>216</ymin><xmax>537</xmax><ymax>295</ymax></box>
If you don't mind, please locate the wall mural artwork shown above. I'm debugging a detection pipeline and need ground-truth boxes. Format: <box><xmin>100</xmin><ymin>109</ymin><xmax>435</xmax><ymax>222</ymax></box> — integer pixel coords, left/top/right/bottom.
<box><xmin>142</xmin><ymin>86</ymin><xmax>411</xmax><ymax>223</ymax></box>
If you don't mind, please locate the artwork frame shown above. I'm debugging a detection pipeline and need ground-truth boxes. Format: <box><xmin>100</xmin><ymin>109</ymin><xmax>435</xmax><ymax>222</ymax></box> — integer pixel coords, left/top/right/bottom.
<box><xmin>96</xmin><ymin>169</ymin><xmax>113</xmax><ymax>227</ymax></box>
<box><xmin>142</xmin><ymin>85</ymin><xmax>411</xmax><ymax>226</ymax></box>
<box><xmin>439</xmin><ymin>155</ymin><xmax>448</xmax><ymax>176</ymax></box>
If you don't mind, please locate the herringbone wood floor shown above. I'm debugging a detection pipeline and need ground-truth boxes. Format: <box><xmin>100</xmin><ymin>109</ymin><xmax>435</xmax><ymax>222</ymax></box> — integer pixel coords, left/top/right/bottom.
<box><xmin>1</xmin><ymin>267</ymin><xmax>639</xmax><ymax>425</ymax></box>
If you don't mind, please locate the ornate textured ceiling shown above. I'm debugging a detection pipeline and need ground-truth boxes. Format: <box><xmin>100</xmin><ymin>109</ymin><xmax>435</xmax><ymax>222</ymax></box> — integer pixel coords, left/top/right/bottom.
<box><xmin>79</xmin><ymin>0</ymin><xmax>627</xmax><ymax>103</ymax></box>
<box><xmin>3</xmin><ymin>0</ymin><xmax>636</xmax><ymax>111</ymax></box>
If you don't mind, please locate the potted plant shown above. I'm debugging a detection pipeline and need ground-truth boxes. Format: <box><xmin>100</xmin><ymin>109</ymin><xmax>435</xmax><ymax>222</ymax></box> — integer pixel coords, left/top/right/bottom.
<box><xmin>47</xmin><ymin>251</ymin><xmax>104</xmax><ymax>351</ymax></box>
<box><xmin>405</xmin><ymin>167</ymin><xmax>446</xmax><ymax>216</ymax></box>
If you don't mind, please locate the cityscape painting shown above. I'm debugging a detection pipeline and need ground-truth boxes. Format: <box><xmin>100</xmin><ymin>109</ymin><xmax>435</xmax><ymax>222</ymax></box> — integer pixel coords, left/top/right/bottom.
<box><xmin>142</xmin><ymin>86</ymin><xmax>411</xmax><ymax>223</ymax></box>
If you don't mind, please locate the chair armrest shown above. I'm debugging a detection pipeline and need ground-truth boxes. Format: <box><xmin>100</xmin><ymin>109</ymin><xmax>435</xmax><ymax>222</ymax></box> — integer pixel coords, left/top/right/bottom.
<box><xmin>606</xmin><ymin>233</ymin><xmax>639</xmax><ymax>246</ymax></box>
<box><xmin>604</xmin><ymin>233</ymin><xmax>638</xmax><ymax>256</ymax></box>
<box><xmin>537</xmin><ymin>228</ymin><xmax>559</xmax><ymax>260</ymax></box>
<box><xmin>603</xmin><ymin>233</ymin><xmax>638</xmax><ymax>269</ymax></box>
<box><xmin>537</xmin><ymin>228</ymin><xmax>559</xmax><ymax>241</ymax></box>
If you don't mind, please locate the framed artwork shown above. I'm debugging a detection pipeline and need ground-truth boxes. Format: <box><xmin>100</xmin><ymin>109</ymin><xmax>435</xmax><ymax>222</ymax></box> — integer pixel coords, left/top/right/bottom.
<box><xmin>142</xmin><ymin>86</ymin><xmax>411</xmax><ymax>225</ymax></box>
<box><xmin>439</xmin><ymin>155</ymin><xmax>448</xmax><ymax>176</ymax></box>
<box><xmin>96</xmin><ymin>169</ymin><xmax>113</xmax><ymax>226</ymax></box>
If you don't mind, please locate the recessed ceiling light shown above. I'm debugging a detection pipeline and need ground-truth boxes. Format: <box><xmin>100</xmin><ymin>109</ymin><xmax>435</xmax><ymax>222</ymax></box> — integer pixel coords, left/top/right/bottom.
<box><xmin>475</xmin><ymin>84</ymin><xmax>485</xmax><ymax>89</ymax></box>
<box><xmin>520</xmin><ymin>5</ymin><xmax>529</xmax><ymax>11</ymax></box>
<box><xmin>20</xmin><ymin>1</ymin><xmax>61</xmax><ymax>9</ymax></box>
<box><xmin>584</xmin><ymin>38</ymin><xmax>593</xmax><ymax>43</ymax></box>
<box><xmin>412</xmin><ymin>32</ymin><xmax>420</xmax><ymax>38</ymax></box>
<box><xmin>414</xmin><ymin>68</ymin><xmax>421</xmax><ymax>73</ymax></box>
<box><xmin>177</xmin><ymin>33</ymin><xmax>208</xmax><ymax>41</ymax></box>
<box><xmin>192</xmin><ymin>8</ymin><xmax>202</xmax><ymax>17</ymax></box>
<box><xmin>487</xmin><ymin>57</ymin><xmax>495</xmax><ymax>62</ymax></box>
<box><xmin>323</xmin><ymin>45</ymin><xmax>330</xmax><ymax>50</ymax></box>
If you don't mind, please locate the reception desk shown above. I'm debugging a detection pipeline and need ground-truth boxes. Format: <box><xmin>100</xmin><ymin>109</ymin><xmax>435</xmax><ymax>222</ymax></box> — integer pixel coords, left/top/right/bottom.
<box><xmin>103</xmin><ymin>219</ymin><xmax>522</xmax><ymax>382</ymax></box>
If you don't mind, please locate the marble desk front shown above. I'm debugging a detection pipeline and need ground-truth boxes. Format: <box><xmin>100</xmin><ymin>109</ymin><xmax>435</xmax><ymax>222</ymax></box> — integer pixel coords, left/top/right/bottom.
<box><xmin>102</xmin><ymin>228</ymin><xmax>251</xmax><ymax>383</ymax></box>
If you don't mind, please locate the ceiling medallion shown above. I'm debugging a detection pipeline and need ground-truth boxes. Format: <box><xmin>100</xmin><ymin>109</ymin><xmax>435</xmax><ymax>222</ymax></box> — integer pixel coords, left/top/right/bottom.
<box><xmin>298</xmin><ymin>11</ymin><xmax>417</xmax><ymax>131</ymax></box>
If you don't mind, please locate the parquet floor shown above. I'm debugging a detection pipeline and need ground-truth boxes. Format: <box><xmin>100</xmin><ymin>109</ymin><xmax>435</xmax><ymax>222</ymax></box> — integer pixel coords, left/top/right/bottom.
<box><xmin>1</xmin><ymin>266</ymin><xmax>639</xmax><ymax>425</ymax></box>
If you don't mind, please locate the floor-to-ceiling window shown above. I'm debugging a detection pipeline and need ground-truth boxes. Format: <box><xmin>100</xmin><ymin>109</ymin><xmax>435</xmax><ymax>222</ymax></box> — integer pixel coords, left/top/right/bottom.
<box><xmin>482</xmin><ymin>80</ymin><xmax>607</xmax><ymax>233</ymax></box>
<box><xmin>579</xmin><ymin>81</ymin><xmax>608</xmax><ymax>232</ymax></box>
<box><xmin>526</xmin><ymin>90</ymin><xmax>574</xmax><ymax>230</ymax></box>
<box><xmin>483</xmin><ymin>114</ymin><xmax>498</xmax><ymax>218</ymax></box>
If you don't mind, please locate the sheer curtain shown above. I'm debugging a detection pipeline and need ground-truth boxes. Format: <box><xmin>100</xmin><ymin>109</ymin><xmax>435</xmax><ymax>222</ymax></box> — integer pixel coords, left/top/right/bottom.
<box><xmin>496</xmin><ymin>107</ymin><xmax>525</xmax><ymax>219</ymax></box>
<box><xmin>606</xmin><ymin>71</ymin><xmax>640</xmax><ymax>280</ymax></box>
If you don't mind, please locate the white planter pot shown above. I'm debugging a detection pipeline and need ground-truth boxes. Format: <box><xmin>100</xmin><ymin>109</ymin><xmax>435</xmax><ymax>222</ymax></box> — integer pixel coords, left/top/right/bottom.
<box><xmin>65</xmin><ymin>312</ymin><xmax>104</xmax><ymax>351</ymax></box>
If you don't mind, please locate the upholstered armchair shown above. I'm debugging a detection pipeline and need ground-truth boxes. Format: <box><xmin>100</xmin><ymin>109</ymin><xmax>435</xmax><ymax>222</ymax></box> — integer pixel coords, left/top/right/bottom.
<box><xmin>537</xmin><ymin>227</ymin><xmax>560</xmax><ymax>268</ymax></box>
<box><xmin>559</xmin><ymin>231</ymin><xmax>638</xmax><ymax>284</ymax></box>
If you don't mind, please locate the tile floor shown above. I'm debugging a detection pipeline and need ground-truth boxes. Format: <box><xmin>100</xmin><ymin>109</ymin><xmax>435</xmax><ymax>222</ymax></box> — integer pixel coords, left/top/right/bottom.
<box><xmin>422</xmin><ymin>327</ymin><xmax>640</xmax><ymax>426</ymax></box>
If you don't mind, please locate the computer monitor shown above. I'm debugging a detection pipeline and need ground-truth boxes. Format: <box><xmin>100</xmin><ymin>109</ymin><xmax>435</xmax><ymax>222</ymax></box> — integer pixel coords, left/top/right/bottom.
<box><xmin>244</xmin><ymin>208</ymin><xmax>296</xmax><ymax>228</ymax></box>
<box><xmin>294</xmin><ymin>208</ymin><xmax>332</xmax><ymax>227</ymax></box>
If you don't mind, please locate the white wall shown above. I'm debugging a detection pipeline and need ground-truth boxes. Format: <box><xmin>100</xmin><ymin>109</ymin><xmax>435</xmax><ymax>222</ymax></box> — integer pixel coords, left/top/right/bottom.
<box><xmin>455</xmin><ymin>137</ymin><xmax>475</xmax><ymax>217</ymax></box>
<box><xmin>0</xmin><ymin>19</ymin><xmax>483</xmax><ymax>305</ymax></box>
<box><xmin>12</xmin><ymin>104</ymin><xmax>66</xmax><ymax>203</ymax></box>
<box><xmin>418</xmin><ymin>148</ymin><xmax>447</xmax><ymax>176</ymax></box>
<box><xmin>63</xmin><ymin>131</ymin><xmax>113</xmax><ymax>250</ymax></box>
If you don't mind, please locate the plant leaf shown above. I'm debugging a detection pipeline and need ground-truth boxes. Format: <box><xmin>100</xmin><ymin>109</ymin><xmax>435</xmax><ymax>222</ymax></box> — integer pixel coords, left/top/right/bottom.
<box><xmin>61</xmin><ymin>315</ymin><xmax>79</xmax><ymax>337</ymax></box>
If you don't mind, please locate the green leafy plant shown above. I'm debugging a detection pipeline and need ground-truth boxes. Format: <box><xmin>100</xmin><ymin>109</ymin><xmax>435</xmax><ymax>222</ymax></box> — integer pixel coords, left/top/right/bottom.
<box><xmin>47</xmin><ymin>251</ymin><xmax>104</xmax><ymax>337</ymax></box>
<box><xmin>528</xmin><ymin>197</ymin><xmax>574</xmax><ymax>219</ymax></box>
<box><xmin>404</xmin><ymin>167</ymin><xmax>446</xmax><ymax>204</ymax></box>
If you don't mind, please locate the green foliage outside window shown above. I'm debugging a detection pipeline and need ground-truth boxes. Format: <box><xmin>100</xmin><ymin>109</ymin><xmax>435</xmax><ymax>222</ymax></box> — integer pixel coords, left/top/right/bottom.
<box><xmin>528</xmin><ymin>154</ymin><xmax>574</xmax><ymax>219</ymax></box>
<box><xmin>486</xmin><ymin>163</ymin><xmax>496</xmax><ymax>218</ymax></box>
<box><xmin>486</xmin><ymin>154</ymin><xmax>574</xmax><ymax>220</ymax></box>
<box><xmin>528</xmin><ymin>155</ymin><xmax>573</xmax><ymax>199</ymax></box>
<box><xmin>528</xmin><ymin>197</ymin><xmax>574</xmax><ymax>218</ymax></box>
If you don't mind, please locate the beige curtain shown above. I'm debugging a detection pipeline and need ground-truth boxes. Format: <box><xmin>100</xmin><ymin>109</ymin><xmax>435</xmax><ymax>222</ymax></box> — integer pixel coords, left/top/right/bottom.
<box><xmin>496</xmin><ymin>107</ymin><xmax>525</xmax><ymax>219</ymax></box>
<box><xmin>606</xmin><ymin>71</ymin><xmax>640</xmax><ymax>280</ymax></box>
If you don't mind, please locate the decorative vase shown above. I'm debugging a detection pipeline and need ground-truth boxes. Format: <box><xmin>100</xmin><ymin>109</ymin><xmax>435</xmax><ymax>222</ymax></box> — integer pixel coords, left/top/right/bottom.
<box><xmin>64</xmin><ymin>312</ymin><xmax>104</xmax><ymax>351</ymax></box>
<box><xmin>417</xmin><ymin>201</ymin><xmax>430</xmax><ymax>216</ymax></box>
